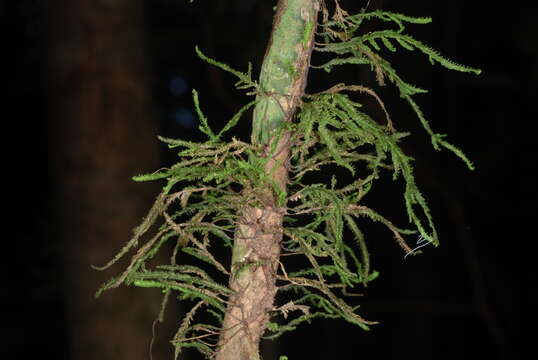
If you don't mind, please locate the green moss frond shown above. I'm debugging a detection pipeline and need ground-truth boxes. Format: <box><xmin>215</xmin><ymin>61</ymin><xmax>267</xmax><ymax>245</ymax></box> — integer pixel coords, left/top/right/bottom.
<box><xmin>195</xmin><ymin>46</ymin><xmax>258</xmax><ymax>92</ymax></box>
<box><xmin>316</xmin><ymin>8</ymin><xmax>479</xmax><ymax>171</ymax></box>
<box><xmin>192</xmin><ymin>89</ymin><xmax>217</xmax><ymax>141</ymax></box>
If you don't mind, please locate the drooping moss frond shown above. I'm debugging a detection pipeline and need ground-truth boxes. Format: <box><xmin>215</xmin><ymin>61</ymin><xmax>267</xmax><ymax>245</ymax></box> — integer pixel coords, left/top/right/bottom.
<box><xmin>315</xmin><ymin>8</ymin><xmax>480</xmax><ymax>171</ymax></box>
<box><xmin>263</xmin><ymin>82</ymin><xmax>445</xmax><ymax>337</ymax></box>
<box><xmin>405</xmin><ymin>95</ymin><xmax>475</xmax><ymax>170</ymax></box>
<box><xmin>93</xmin><ymin>87</ymin><xmax>273</xmax><ymax>358</ymax></box>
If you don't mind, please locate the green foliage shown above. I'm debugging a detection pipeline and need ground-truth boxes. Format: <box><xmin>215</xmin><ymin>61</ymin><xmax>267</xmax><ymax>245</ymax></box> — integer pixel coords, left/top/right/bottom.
<box><xmin>195</xmin><ymin>46</ymin><xmax>258</xmax><ymax>94</ymax></box>
<box><xmin>95</xmin><ymin>5</ymin><xmax>480</xmax><ymax>359</ymax></box>
<box><xmin>317</xmin><ymin>9</ymin><xmax>480</xmax><ymax>170</ymax></box>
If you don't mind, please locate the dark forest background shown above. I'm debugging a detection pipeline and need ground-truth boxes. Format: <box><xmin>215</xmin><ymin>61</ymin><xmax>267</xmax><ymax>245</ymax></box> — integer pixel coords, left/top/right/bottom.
<box><xmin>2</xmin><ymin>0</ymin><xmax>536</xmax><ymax>359</ymax></box>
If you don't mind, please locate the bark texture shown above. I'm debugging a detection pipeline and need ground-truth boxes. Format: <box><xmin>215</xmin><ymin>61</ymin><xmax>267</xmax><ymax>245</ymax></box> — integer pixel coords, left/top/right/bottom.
<box><xmin>215</xmin><ymin>1</ymin><xmax>320</xmax><ymax>359</ymax></box>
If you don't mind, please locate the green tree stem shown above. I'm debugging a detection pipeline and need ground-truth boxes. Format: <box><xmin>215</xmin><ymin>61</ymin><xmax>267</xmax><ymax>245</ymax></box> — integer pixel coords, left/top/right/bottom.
<box><xmin>215</xmin><ymin>1</ymin><xmax>320</xmax><ymax>359</ymax></box>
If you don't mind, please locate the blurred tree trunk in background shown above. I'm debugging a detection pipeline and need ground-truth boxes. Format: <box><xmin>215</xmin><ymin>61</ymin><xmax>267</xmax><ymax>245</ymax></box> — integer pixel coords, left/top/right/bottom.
<box><xmin>46</xmin><ymin>1</ymin><xmax>172</xmax><ymax>359</ymax></box>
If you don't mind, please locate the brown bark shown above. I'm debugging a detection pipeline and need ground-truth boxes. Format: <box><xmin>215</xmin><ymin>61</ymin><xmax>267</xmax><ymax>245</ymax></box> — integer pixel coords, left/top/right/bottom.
<box><xmin>46</xmin><ymin>1</ymin><xmax>171</xmax><ymax>359</ymax></box>
<box><xmin>216</xmin><ymin>204</ymin><xmax>285</xmax><ymax>360</ymax></box>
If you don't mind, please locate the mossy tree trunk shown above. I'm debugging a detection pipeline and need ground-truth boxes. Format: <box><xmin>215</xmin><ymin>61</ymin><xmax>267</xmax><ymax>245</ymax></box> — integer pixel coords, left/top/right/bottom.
<box><xmin>215</xmin><ymin>1</ymin><xmax>320</xmax><ymax>359</ymax></box>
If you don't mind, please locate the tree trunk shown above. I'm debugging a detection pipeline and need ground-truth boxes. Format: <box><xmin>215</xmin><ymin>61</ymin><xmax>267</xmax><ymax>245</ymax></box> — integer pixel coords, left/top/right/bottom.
<box><xmin>215</xmin><ymin>1</ymin><xmax>320</xmax><ymax>359</ymax></box>
<box><xmin>46</xmin><ymin>1</ymin><xmax>170</xmax><ymax>359</ymax></box>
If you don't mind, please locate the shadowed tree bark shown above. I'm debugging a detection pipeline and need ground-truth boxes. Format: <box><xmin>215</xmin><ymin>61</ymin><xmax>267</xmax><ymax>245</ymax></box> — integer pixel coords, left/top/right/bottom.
<box><xmin>46</xmin><ymin>1</ymin><xmax>172</xmax><ymax>359</ymax></box>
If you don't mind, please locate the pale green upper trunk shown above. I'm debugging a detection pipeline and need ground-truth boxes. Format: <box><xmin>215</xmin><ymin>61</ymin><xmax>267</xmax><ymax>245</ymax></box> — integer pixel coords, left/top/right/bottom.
<box><xmin>251</xmin><ymin>0</ymin><xmax>318</xmax><ymax>145</ymax></box>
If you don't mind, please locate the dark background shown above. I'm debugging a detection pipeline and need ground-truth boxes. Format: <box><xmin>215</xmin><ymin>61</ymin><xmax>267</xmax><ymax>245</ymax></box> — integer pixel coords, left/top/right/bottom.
<box><xmin>3</xmin><ymin>0</ymin><xmax>536</xmax><ymax>359</ymax></box>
